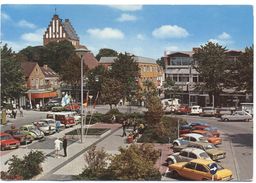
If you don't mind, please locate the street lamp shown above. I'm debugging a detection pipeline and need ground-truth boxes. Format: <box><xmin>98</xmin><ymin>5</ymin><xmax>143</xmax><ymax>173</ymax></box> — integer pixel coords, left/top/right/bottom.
<box><xmin>75</xmin><ymin>48</ymin><xmax>90</xmax><ymax>143</ymax></box>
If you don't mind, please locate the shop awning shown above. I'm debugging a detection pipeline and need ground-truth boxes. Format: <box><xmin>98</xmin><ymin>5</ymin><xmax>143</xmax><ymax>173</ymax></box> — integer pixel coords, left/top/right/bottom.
<box><xmin>29</xmin><ymin>91</ymin><xmax>57</xmax><ymax>99</ymax></box>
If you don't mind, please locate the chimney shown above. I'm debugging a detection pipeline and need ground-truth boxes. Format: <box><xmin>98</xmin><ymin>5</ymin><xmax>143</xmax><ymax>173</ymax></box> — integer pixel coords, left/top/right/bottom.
<box><xmin>43</xmin><ymin>65</ymin><xmax>48</xmax><ymax>69</ymax></box>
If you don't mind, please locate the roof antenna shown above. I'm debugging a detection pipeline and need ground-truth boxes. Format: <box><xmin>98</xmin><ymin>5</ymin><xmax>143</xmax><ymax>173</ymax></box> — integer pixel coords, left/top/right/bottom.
<box><xmin>54</xmin><ymin>6</ymin><xmax>57</xmax><ymax>15</ymax></box>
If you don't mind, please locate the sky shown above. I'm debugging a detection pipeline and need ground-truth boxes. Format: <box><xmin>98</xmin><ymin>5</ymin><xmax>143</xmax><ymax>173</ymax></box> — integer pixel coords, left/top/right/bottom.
<box><xmin>0</xmin><ymin>4</ymin><xmax>254</xmax><ymax>59</ymax></box>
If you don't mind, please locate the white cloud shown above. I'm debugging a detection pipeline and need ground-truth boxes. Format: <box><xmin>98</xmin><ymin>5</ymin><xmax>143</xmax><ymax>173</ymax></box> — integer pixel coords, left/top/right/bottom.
<box><xmin>165</xmin><ymin>45</ymin><xmax>179</xmax><ymax>51</ymax></box>
<box><xmin>18</xmin><ymin>20</ymin><xmax>37</xmax><ymax>29</ymax></box>
<box><xmin>136</xmin><ymin>34</ymin><xmax>145</xmax><ymax>40</ymax></box>
<box><xmin>117</xmin><ymin>13</ymin><xmax>137</xmax><ymax>22</ymax></box>
<box><xmin>21</xmin><ymin>28</ymin><xmax>45</xmax><ymax>43</ymax></box>
<box><xmin>217</xmin><ymin>32</ymin><xmax>231</xmax><ymax>40</ymax></box>
<box><xmin>87</xmin><ymin>27</ymin><xmax>124</xmax><ymax>40</ymax></box>
<box><xmin>109</xmin><ymin>5</ymin><xmax>143</xmax><ymax>11</ymax></box>
<box><xmin>152</xmin><ymin>25</ymin><xmax>189</xmax><ymax>39</ymax></box>
<box><xmin>1</xmin><ymin>12</ymin><xmax>11</xmax><ymax>21</ymax></box>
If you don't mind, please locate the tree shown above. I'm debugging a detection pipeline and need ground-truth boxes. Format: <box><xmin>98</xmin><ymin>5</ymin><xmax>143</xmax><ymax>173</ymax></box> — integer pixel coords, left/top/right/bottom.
<box><xmin>75</xmin><ymin>146</ymin><xmax>109</xmax><ymax>180</ymax></box>
<box><xmin>193</xmin><ymin>42</ymin><xmax>227</xmax><ymax>106</ymax></box>
<box><xmin>236</xmin><ymin>45</ymin><xmax>253</xmax><ymax>93</ymax></box>
<box><xmin>1</xmin><ymin>44</ymin><xmax>26</xmax><ymax>104</ymax></box>
<box><xmin>100</xmin><ymin>77</ymin><xmax>123</xmax><ymax>109</ymax></box>
<box><xmin>106</xmin><ymin>144</ymin><xmax>161</xmax><ymax>180</ymax></box>
<box><xmin>163</xmin><ymin>77</ymin><xmax>181</xmax><ymax>98</ymax></box>
<box><xmin>1</xmin><ymin>150</ymin><xmax>45</xmax><ymax>180</ymax></box>
<box><xmin>95</xmin><ymin>48</ymin><xmax>118</xmax><ymax>61</ymax></box>
<box><xmin>156</xmin><ymin>57</ymin><xmax>165</xmax><ymax>69</ymax></box>
<box><xmin>110</xmin><ymin>53</ymin><xmax>140</xmax><ymax>99</ymax></box>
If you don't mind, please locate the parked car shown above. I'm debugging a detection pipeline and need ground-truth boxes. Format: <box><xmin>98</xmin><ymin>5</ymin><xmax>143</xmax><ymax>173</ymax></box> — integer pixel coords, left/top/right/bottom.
<box><xmin>32</xmin><ymin>121</ymin><xmax>56</xmax><ymax>135</ymax></box>
<box><xmin>189</xmin><ymin>105</ymin><xmax>202</xmax><ymax>115</ymax></box>
<box><xmin>188</xmin><ymin>122</ymin><xmax>209</xmax><ymax>128</ymax></box>
<box><xmin>179</xmin><ymin>125</ymin><xmax>192</xmax><ymax>135</ymax></box>
<box><xmin>173</xmin><ymin>133</ymin><xmax>208</xmax><ymax>146</ymax></box>
<box><xmin>221</xmin><ymin>110</ymin><xmax>252</xmax><ymax>122</ymax></box>
<box><xmin>200</xmin><ymin>107</ymin><xmax>216</xmax><ymax>117</ymax></box>
<box><xmin>175</xmin><ymin>105</ymin><xmax>190</xmax><ymax>114</ymax></box>
<box><xmin>191</xmin><ymin>130</ymin><xmax>222</xmax><ymax>145</ymax></box>
<box><xmin>39</xmin><ymin>118</ymin><xmax>65</xmax><ymax>129</ymax></box>
<box><xmin>0</xmin><ymin>132</ymin><xmax>20</xmax><ymax>151</ymax></box>
<box><xmin>46</xmin><ymin>112</ymin><xmax>76</xmax><ymax>127</ymax></box>
<box><xmin>215</xmin><ymin>107</ymin><xmax>236</xmax><ymax>118</ymax></box>
<box><xmin>51</xmin><ymin>106</ymin><xmax>65</xmax><ymax>112</ymax></box>
<box><xmin>187</xmin><ymin>142</ymin><xmax>226</xmax><ymax>161</ymax></box>
<box><xmin>162</xmin><ymin>98</ymin><xmax>181</xmax><ymax>113</ymax></box>
<box><xmin>168</xmin><ymin>159</ymin><xmax>232</xmax><ymax>181</ymax></box>
<box><xmin>64</xmin><ymin>103</ymin><xmax>80</xmax><ymax>111</ymax></box>
<box><xmin>166</xmin><ymin>147</ymin><xmax>211</xmax><ymax>165</ymax></box>
<box><xmin>191</xmin><ymin>126</ymin><xmax>220</xmax><ymax>137</ymax></box>
<box><xmin>4</xmin><ymin>129</ymin><xmax>34</xmax><ymax>145</ymax></box>
<box><xmin>173</xmin><ymin>141</ymin><xmax>226</xmax><ymax>161</ymax></box>
<box><xmin>20</xmin><ymin>125</ymin><xmax>45</xmax><ymax>140</ymax></box>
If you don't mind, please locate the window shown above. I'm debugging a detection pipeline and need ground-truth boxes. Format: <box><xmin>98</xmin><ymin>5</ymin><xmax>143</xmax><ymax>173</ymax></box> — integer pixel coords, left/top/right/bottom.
<box><xmin>173</xmin><ymin>74</ymin><xmax>178</xmax><ymax>82</ymax></box>
<box><xmin>184</xmin><ymin>162</ymin><xmax>196</xmax><ymax>170</ymax></box>
<box><xmin>180</xmin><ymin>151</ymin><xmax>189</xmax><ymax>157</ymax></box>
<box><xmin>190</xmin><ymin>137</ymin><xmax>197</xmax><ymax>142</ymax></box>
<box><xmin>199</xmin><ymin>152</ymin><xmax>209</xmax><ymax>159</ymax></box>
<box><xmin>179</xmin><ymin>74</ymin><xmax>189</xmax><ymax>82</ymax></box>
<box><xmin>193</xmin><ymin>75</ymin><xmax>198</xmax><ymax>83</ymax></box>
<box><xmin>188</xmin><ymin>152</ymin><xmax>197</xmax><ymax>159</ymax></box>
<box><xmin>196</xmin><ymin>164</ymin><xmax>208</xmax><ymax>172</ymax></box>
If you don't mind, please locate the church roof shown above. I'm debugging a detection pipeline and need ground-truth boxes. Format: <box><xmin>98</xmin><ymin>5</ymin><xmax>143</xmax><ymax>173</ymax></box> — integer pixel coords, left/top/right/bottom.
<box><xmin>63</xmin><ymin>19</ymin><xmax>79</xmax><ymax>41</ymax></box>
<box><xmin>83</xmin><ymin>52</ymin><xmax>99</xmax><ymax>70</ymax></box>
<box><xmin>20</xmin><ymin>61</ymin><xmax>37</xmax><ymax>77</ymax></box>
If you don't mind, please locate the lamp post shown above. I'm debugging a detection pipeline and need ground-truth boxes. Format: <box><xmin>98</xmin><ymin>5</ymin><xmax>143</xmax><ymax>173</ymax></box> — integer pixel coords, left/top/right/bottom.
<box><xmin>75</xmin><ymin>48</ymin><xmax>90</xmax><ymax>143</ymax></box>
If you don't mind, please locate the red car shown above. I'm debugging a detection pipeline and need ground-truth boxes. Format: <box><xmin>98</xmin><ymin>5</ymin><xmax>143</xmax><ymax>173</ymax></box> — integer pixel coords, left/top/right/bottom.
<box><xmin>0</xmin><ymin>132</ymin><xmax>20</xmax><ymax>151</ymax></box>
<box><xmin>64</xmin><ymin>103</ymin><xmax>80</xmax><ymax>111</ymax></box>
<box><xmin>175</xmin><ymin>105</ymin><xmax>191</xmax><ymax>114</ymax></box>
<box><xmin>179</xmin><ymin>125</ymin><xmax>192</xmax><ymax>135</ymax></box>
<box><xmin>191</xmin><ymin>126</ymin><xmax>220</xmax><ymax>137</ymax></box>
<box><xmin>4</xmin><ymin>129</ymin><xmax>34</xmax><ymax>145</ymax></box>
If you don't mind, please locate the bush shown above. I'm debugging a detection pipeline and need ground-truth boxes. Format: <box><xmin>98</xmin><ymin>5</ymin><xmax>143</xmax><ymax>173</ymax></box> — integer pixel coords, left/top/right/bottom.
<box><xmin>102</xmin><ymin>109</ymin><xmax>125</xmax><ymax>123</ymax></box>
<box><xmin>1</xmin><ymin>150</ymin><xmax>45</xmax><ymax>180</ymax></box>
<box><xmin>86</xmin><ymin>112</ymin><xmax>104</xmax><ymax>124</ymax></box>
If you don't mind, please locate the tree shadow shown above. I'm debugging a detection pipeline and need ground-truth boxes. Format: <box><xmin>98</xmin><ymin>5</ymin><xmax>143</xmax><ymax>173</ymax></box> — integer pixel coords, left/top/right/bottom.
<box><xmin>224</xmin><ymin>133</ymin><xmax>253</xmax><ymax>148</ymax></box>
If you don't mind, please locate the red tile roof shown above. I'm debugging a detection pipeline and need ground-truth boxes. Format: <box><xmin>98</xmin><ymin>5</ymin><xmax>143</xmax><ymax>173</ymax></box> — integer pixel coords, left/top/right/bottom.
<box><xmin>40</xmin><ymin>65</ymin><xmax>58</xmax><ymax>78</ymax></box>
<box><xmin>82</xmin><ymin>52</ymin><xmax>99</xmax><ymax>70</ymax></box>
<box><xmin>20</xmin><ymin>61</ymin><xmax>37</xmax><ymax>77</ymax></box>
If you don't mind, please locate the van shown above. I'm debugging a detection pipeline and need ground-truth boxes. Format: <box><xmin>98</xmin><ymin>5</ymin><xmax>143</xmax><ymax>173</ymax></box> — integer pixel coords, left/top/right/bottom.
<box><xmin>189</xmin><ymin>105</ymin><xmax>202</xmax><ymax>115</ymax></box>
<box><xmin>215</xmin><ymin>107</ymin><xmax>236</xmax><ymax>118</ymax></box>
<box><xmin>161</xmin><ymin>98</ymin><xmax>181</xmax><ymax>113</ymax></box>
<box><xmin>46</xmin><ymin>112</ymin><xmax>76</xmax><ymax>127</ymax></box>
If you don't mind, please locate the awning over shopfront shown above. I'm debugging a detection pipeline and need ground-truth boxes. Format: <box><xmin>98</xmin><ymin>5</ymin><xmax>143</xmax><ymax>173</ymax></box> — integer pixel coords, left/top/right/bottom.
<box><xmin>31</xmin><ymin>91</ymin><xmax>57</xmax><ymax>99</ymax></box>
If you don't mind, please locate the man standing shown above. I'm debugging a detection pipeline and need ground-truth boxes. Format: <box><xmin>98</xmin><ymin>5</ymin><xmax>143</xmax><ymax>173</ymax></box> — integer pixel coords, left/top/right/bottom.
<box><xmin>54</xmin><ymin>138</ymin><xmax>62</xmax><ymax>158</ymax></box>
<box><xmin>19</xmin><ymin>106</ymin><xmax>24</xmax><ymax>117</ymax></box>
<box><xmin>121</xmin><ymin>120</ymin><xmax>127</xmax><ymax>137</ymax></box>
<box><xmin>63</xmin><ymin>135</ymin><xmax>68</xmax><ymax>157</ymax></box>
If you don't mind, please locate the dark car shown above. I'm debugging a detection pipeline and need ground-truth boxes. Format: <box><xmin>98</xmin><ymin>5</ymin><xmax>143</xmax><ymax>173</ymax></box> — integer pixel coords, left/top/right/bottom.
<box><xmin>4</xmin><ymin>129</ymin><xmax>34</xmax><ymax>145</ymax></box>
<box><xmin>188</xmin><ymin>122</ymin><xmax>210</xmax><ymax>128</ymax></box>
<box><xmin>179</xmin><ymin>125</ymin><xmax>192</xmax><ymax>135</ymax></box>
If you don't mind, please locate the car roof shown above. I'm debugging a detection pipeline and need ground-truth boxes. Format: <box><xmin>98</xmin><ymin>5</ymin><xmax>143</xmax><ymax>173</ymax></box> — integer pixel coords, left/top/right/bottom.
<box><xmin>0</xmin><ymin>132</ymin><xmax>11</xmax><ymax>136</ymax></box>
<box><xmin>184</xmin><ymin>133</ymin><xmax>204</xmax><ymax>138</ymax></box>
<box><xmin>21</xmin><ymin>124</ymin><xmax>33</xmax><ymax>127</ymax></box>
<box><xmin>192</xmin><ymin>130</ymin><xmax>208</xmax><ymax>133</ymax></box>
<box><xmin>190</xmin><ymin>159</ymin><xmax>214</xmax><ymax>165</ymax></box>
<box><xmin>181</xmin><ymin>147</ymin><xmax>206</xmax><ymax>154</ymax></box>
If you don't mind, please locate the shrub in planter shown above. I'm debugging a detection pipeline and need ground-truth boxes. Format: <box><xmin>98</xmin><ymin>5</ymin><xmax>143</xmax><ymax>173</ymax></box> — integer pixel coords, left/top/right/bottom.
<box><xmin>86</xmin><ymin>112</ymin><xmax>104</xmax><ymax>124</ymax></box>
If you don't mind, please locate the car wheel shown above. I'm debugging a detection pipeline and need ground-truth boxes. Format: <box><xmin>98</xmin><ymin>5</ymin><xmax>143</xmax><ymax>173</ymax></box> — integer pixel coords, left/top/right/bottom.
<box><xmin>167</xmin><ymin>159</ymin><xmax>174</xmax><ymax>165</ymax></box>
<box><xmin>171</xmin><ymin>170</ymin><xmax>180</xmax><ymax>178</ymax></box>
<box><xmin>173</xmin><ymin>142</ymin><xmax>179</xmax><ymax>147</ymax></box>
<box><xmin>224</xmin><ymin>118</ymin><xmax>229</xmax><ymax>122</ymax></box>
<box><xmin>202</xmin><ymin>178</ymin><xmax>209</xmax><ymax>181</ymax></box>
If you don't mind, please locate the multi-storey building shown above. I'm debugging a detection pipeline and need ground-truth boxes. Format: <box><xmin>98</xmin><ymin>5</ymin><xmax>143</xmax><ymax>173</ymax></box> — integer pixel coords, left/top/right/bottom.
<box><xmin>20</xmin><ymin>62</ymin><xmax>59</xmax><ymax>108</ymax></box>
<box><xmin>43</xmin><ymin>14</ymin><xmax>80</xmax><ymax>48</ymax></box>
<box><xmin>163</xmin><ymin>48</ymin><xmax>250</xmax><ymax>107</ymax></box>
<box><xmin>99</xmin><ymin>55</ymin><xmax>164</xmax><ymax>90</ymax></box>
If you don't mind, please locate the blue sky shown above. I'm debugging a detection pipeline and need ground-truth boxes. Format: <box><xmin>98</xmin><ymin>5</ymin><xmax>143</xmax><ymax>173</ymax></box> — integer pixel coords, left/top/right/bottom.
<box><xmin>1</xmin><ymin>4</ymin><xmax>253</xmax><ymax>59</ymax></box>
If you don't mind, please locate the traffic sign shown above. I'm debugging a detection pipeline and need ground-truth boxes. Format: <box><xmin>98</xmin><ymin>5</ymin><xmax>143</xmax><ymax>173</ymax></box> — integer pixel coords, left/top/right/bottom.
<box><xmin>209</xmin><ymin>163</ymin><xmax>218</xmax><ymax>175</ymax></box>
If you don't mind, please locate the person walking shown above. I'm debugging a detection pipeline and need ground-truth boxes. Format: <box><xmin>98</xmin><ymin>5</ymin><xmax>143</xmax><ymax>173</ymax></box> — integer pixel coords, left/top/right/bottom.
<box><xmin>121</xmin><ymin>120</ymin><xmax>127</xmax><ymax>137</ymax></box>
<box><xmin>54</xmin><ymin>138</ymin><xmax>62</xmax><ymax>158</ymax></box>
<box><xmin>56</xmin><ymin>120</ymin><xmax>61</xmax><ymax>133</ymax></box>
<box><xmin>19</xmin><ymin>106</ymin><xmax>24</xmax><ymax>117</ymax></box>
<box><xmin>13</xmin><ymin>108</ymin><xmax>17</xmax><ymax>119</ymax></box>
<box><xmin>62</xmin><ymin>135</ymin><xmax>68</xmax><ymax>157</ymax></box>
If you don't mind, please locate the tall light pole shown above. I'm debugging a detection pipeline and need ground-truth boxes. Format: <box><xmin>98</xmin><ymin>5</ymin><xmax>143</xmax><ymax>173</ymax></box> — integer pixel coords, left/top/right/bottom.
<box><xmin>75</xmin><ymin>48</ymin><xmax>90</xmax><ymax>143</ymax></box>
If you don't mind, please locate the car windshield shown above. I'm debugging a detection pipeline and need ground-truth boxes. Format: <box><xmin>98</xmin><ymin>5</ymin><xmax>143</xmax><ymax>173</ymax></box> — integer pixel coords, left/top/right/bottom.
<box><xmin>207</xmin><ymin>163</ymin><xmax>224</xmax><ymax>170</ymax></box>
<box><xmin>204</xmin><ymin>144</ymin><xmax>216</xmax><ymax>150</ymax></box>
<box><xmin>0</xmin><ymin>135</ymin><xmax>12</xmax><ymax>140</ymax></box>
<box><xmin>28</xmin><ymin>126</ymin><xmax>36</xmax><ymax>131</ymax></box>
<box><xmin>199</xmin><ymin>152</ymin><xmax>209</xmax><ymax>159</ymax></box>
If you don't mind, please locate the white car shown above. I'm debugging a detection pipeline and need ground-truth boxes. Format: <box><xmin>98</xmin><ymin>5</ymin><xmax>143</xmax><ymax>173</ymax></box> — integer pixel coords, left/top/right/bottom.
<box><xmin>33</xmin><ymin>121</ymin><xmax>56</xmax><ymax>135</ymax></box>
<box><xmin>173</xmin><ymin>133</ymin><xmax>207</xmax><ymax>146</ymax></box>
<box><xmin>190</xmin><ymin>105</ymin><xmax>202</xmax><ymax>115</ymax></box>
<box><xmin>39</xmin><ymin>118</ymin><xmax>65</xmax><ymax>128</ymax></box>
<box><xmin>166</xmin><ymin>147</ymin><xmax>211</xmax><ymax>165</ymax></box>
<box><xmin>221</xmin><ymin>111</ymin><xmax>252</xmax><ymax>122</ymax></box>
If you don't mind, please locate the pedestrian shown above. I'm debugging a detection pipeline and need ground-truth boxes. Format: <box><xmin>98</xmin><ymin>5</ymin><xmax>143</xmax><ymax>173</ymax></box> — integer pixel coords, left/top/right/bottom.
<box><xmin>132</xmin><ymin>118</ymin><xmax>137</xmax><ymax>132</ymax></box>
<box><xmin>19</xmin><ymin>106</ymin><xmax>24</xmax><ymax>117</ymax></box>
<box><xmin>11</xmin><ymin>109</ymin><xmax>15</xmax><ymax>119</ymax></box>
<box><xmin>13</xmin><ymin>108</ymin><xmax>17</xmax><ymax>119</ymax></box>
<box><xmin>62</xmin><ymin>135</ymin><xmax>68</xmax><ymax>157</ymax></box>
<box><xmin>121</xmin><ymin>120</ymin><xmax>127</xmax><ymax>137</ymax></box>
<box><xmin>54</xmin><ymin>138</ymin><xmax>62</xmax><ymax>158</ymax></box>
<box><xmin>111</xmin><ymin>114</ymin><xmax>116</xmax><ymax>123</ymax></box>
<box><xmin>56</xmin><ymin>120</ymin><xmax>61</xmax><ymax>133</ymax></box>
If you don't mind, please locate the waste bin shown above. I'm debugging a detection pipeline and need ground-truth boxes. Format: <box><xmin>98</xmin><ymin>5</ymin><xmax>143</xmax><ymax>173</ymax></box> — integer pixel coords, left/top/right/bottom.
<box><xmin>127</xmin><ymin>136</ymin><xmax>133</xmax><ymax>144</ymax></box>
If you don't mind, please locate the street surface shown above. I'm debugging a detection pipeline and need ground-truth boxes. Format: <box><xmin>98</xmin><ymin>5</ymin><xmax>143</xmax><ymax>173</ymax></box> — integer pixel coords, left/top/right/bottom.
<box><xmin>0</xmin><ymin>105</ymin><xmax>253</xmax><ymax>181</ymax></box>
